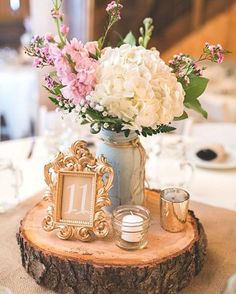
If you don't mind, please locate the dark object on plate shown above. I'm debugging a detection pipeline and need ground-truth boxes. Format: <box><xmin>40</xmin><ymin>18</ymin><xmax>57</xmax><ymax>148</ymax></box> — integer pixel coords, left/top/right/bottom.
<box><xmin>196</xmin><ymin>149</ymin><xmax>217</xmax><ymax>161</ymax></box>
<box><xmin>196</xmin><ymin>144</ymin><xmax>227</xmax><ymax>163</ymax></box>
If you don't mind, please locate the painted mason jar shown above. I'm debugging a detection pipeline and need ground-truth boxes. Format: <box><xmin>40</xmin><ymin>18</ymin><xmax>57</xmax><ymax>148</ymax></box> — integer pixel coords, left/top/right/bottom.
<box><xmin>96</xmin><ymin>129</ymin><xmax>146</xmax><ymax>212</ymax></box>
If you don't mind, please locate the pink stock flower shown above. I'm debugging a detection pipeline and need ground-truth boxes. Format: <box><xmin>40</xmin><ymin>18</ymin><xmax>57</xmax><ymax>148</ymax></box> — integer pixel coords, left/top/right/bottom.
<box><xmin>63</xmin><ymin>38</ymin><xmax>88</xmax><ymax>60</ymax></box>
<box><xmin>44</xmin><ymin>33</ymin><xmax>54</xmax><ymax>42</ymax></box>
<box><xmin>85</xmin><ymin>41</ymin><xmax>98</xmax><ymax>55</ymax></box>
<box><xmin>49</xmin><ymin>44</ymin><xmax>74</xmax><ymax>84</ymax></box>
<box><xmin>60</xmin><ymin>24</ymin><xmax>69</xmax><ymax>35</ymax></box>
<box><xmin>61</xmin><ymin>59</ymin><xmax>98</xmax><ymax>104</ymax></box>
<box><xmin>48</xmin><ymin>39</ymin><xmax>98</xmax><ymax>104</ymax></box>
<box><xmin>61</xmin><ymin>78</ymin><xmax>92</xmax><ymax>105</ymax></box>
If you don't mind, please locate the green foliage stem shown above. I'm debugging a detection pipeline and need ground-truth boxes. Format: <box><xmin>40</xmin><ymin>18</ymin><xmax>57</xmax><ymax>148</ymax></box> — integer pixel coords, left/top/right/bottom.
<box><xmin>138</xmin><ymin>18</ymin><xmax>154</xmax><ymax>48</ymax></box>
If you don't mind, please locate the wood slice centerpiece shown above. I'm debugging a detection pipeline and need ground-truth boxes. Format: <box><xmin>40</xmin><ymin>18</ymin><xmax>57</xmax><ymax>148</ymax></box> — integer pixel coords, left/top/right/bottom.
<box><xmin>17</xmin><ymin>189</ymin><xmax>207</xmax><ymax>294</ymax></box>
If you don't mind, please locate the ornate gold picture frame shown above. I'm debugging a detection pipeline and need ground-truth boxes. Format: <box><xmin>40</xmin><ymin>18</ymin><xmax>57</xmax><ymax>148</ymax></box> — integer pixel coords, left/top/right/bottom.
<box><xmin>42</xmin><ymin>140</ymin><xmax>114</xmax><ymax>241</ymax></box>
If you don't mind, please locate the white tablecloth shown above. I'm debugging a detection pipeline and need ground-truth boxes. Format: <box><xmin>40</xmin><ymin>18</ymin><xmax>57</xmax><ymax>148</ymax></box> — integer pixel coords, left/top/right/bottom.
<box><xmin>0</xmin><ymin>133</ymin><xmax>236</xmax><ymax>211</ymax></box>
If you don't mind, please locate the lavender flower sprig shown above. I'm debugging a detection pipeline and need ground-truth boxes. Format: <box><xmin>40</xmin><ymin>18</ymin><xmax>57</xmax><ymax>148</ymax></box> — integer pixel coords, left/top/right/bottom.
<box><xmin>99</xmin><ymin>0</ymin><xmax>123</xmax><ymax>49</ymax></box>
<box><xmin>169</xmin><ymin>43</ymin><xmax>229</xmax><ymax>85</ymax></box>
<box><xmin>25</xmin><ymin>36</ymin><xmax>54</xmax><ymax>68</ymax></box>
<box><xmin>169</xmin><ymin>43</ymin><xmax>229</xmax><ymax>120</ymax></box>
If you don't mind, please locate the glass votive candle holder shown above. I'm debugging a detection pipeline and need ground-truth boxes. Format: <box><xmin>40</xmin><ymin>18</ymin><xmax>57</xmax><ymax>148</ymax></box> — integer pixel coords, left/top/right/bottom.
<box><xmin>160</xmin><ymin>188</ymin><xmax>190</xmax><ymax>233</ymax></box>
<box><xmin>112</xmin><ymin>205</ymin><xmax>150</xmax><ymax>250</ymax></box>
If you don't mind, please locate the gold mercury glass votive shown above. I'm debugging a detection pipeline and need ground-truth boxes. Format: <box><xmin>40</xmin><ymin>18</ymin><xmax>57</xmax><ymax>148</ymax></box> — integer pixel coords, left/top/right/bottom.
<box><xmin>112</xmin><ymin>205</ymin><xmax>150</xmax><ymax>250</ymax></box>
<box><xmin>160</xmin><ymin>188</ymin><xmax>190</xmax><ymax>233</ymax></box>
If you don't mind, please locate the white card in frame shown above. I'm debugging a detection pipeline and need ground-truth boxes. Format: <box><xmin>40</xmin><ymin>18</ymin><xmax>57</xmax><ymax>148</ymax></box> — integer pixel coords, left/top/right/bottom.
<box><xmin>42</xmin><ymin>140</ymin><xmax>114</xmax><ymax>241</ymax></box>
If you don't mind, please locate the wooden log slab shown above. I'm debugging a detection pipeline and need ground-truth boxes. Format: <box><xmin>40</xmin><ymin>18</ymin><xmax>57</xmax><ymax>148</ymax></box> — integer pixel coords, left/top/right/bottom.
<box><xmin>17</xmin><ymin>189</ymin><xmax>207</xmax><ymax>294</ymax></box>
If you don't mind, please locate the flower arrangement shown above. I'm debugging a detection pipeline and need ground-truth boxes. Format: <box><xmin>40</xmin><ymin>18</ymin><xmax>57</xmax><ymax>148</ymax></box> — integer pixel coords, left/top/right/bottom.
<box><xmin>26</xmin><ymin>0</ymin><xmax>229</xmax><ymax>137</ymax></box>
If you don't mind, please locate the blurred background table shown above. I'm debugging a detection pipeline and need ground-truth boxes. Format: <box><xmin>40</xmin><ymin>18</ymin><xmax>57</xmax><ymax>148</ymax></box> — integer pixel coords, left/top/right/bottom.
<box><xmin>0</xmin><ymin>123</ymin><xmax>236</xmax><ymax>210</ymax></box>
<box><xmin>0</xmin><ymin>64</ymin><xmax>38</xmax><ymax>140</ymax></box>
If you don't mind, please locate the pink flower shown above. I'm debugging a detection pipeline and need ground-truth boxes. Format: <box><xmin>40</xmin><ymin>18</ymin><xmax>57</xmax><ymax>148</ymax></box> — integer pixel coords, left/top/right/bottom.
<box><xmin>32</xmin><ymin>35</ymin><xmax>40</xmax><ymax>42</ymax></box>
<box><xmin>85</xmin><ymin>41</ymin><xmax>98</xmax><ymax>55</ymax></box>
<box><xmin>217</xmin><ymin>52</ymin><xmax>224</xmax><ymax>64</ymax></box>
<box><xmin>60</xmin><ymin>24</ymin><xmax>69</xmax><ymax>35</ymax></box>
<box><xmin>48</xmin><ymin>40</ymin><xmax>98</xmax><ymax>104</ymax></box>
<box><xmin>61</xmin><ymin>58</ymin><xmax>98</xmax><ymax>104</ymax></box>
<box><xmin>106</xmin><ymin>1</ymin><xmax>123</xmax><ymax>19</ymax></box>
<box><xmin>33</xmin><ymin>58</ymin><xmax>43</xmax><ymax>68</ymax></box>
<box><xmin>61</xmin><ymin>79</ymin><xmax>90</xmax><ymax>104</ymax></box>
<box><xmin>106</xmin><ymin>1</ymin><xmax>123</xmax><ymax>12</ymax></box>
<box><xmin>44</xmin><ymin>33</ymin><xmax>54</xmax><ymax>42</ymax></box>
<box><xmin>44</xmin><ymin>74</ymin><xmax>54</xmax><ymax>89</ymax></box>
<box><xmin>40</xmin><ymin>46</ymin><xmax>49</xmax><ymax>56</ymax></box>
<box><xmin>204</xmin><ymin>42</ymin><xmax>225</xmax><ymax>63</ymax></box>
<box><xmin>67</xmin><ymin>38</ymin><xmax>84</xmax><ymax>51</ymax></box>
<box><xmin>63</xmin><ymin>38</ymin><xmax>88</xmax><ymax>60</ymax></box>
<box><xmin>51</xmin><ymin>9</ymin><xmax>64</xmax><ymax>19</ymax></box>
<box><xmin>49</xmin><ymin>44</ymin><xmax>74</xmax><ymax>84</ymax></box>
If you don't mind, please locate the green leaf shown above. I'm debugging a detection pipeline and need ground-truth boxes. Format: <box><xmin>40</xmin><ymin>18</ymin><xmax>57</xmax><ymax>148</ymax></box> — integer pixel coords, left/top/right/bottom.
<box><xmin>97</xmin><ymin>37</ymin><xmax>103</xmax><ymax>50</ymax></box>
<box><xmin>81</xmin><ymin>120</ymin><xmax>90</xmax><ymax>125</ymax></box>
<box><xmin>43</xmin><ymin>85</ymin><xmax>55</xmax><ymax>95</ymax></box>
<box><xmin>157</xmin><ymin>124</ymin><xmax>176</xmax><ymax>133</ymax></box>
<box><xmin>185</xmin><ymin>100</ymin><xmax>208</xmax><ymax>119</ymax></box>
<box><xmin>174</xmin><ymin>111</ymin><xmax>188</xmax><ymax>121</ymax></box>
<box><xmin>139</xmin><ymin>124</ymin><xmax>176</xmax><ymax>137</ymax></box>
<box><xmin>141</xmin><ymin>130</ymin><xmax>147</xmax><ymax>137</ymax></box>
<box><xmin>123</xmin><ymin>31</ymin><xmax>136</xmax><ymax>46</ymax></box>
<box><xmin>183</xmin><ymin>76</ymin><xmax>208</xmax><ymax>102</ymax></box>
<box><xmin>89</xmin><ymin>52</ymin><xmax>99</xmax><ymax>60</ymax></box>
<box><xmin>86</xmin><ymin>107</ymin><xmax>103</xmax><ymax>120</ymax></box>
<box><xmin>53</xmin><ymin>84</ymin><xmax>64</xmax><ymax>95</ymax></box>
<box><xmin>124</xmin><ymin>129</ymin><xmax>130</xmax><ymax>137</ymax></box>
<box><xmin>182</xmin><ymin>76</ymin><xmax>208</xmax><ymax>118</ymax></box>
<box><xmin>48</xmin><ymin>96</ymin><xmax>59</xmax><ymax>105</ymax></box>
<box><xmin>145</xmin><ymin>128</ymin><xmax>153</xmax><ymax>136</ymax></box>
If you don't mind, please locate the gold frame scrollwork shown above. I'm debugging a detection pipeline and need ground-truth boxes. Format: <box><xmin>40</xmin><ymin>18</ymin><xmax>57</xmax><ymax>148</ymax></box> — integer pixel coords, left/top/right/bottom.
<box><xmin>42</xmin><ymin>140</ymin><xmax>114</xmax><ymax>241</ymax></box>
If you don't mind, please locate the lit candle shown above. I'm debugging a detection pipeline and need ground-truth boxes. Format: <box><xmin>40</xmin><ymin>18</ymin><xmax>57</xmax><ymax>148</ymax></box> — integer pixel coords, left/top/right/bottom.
<box><xmin>121</xmin><ymin>214</ymin><xmax>144</xmax><ymax>242</ymax></box>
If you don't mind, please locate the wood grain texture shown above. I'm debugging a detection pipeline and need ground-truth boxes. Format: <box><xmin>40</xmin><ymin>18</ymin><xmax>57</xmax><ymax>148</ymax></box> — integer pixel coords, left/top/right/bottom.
<box><xmin>162</xmin><ymin>3</ymin><xmax>236</xmax><ymax>61</ymax></box>
<box><xmin>17</xmin><ymin>189</ymin><xmax>207</xmax><ymax>294</ymax></box>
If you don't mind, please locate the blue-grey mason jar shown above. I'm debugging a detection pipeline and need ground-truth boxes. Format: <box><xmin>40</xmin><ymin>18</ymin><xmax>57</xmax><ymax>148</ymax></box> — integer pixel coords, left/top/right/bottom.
<box><xmin>96</xmin><ymin>129</ymin><xmax>145</xmax><ymax>212</ymax></box>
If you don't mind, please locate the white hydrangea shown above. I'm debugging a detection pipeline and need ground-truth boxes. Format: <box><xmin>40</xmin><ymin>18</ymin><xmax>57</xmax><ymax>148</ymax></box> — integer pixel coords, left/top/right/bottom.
<box><xmin>89</xmin><ymin>44</ymin><xmax>185</xmax><ymax>130</ymax></box>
